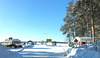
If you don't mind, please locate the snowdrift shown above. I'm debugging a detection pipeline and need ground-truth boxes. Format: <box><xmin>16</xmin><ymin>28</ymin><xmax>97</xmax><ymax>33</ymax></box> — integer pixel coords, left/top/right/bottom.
<box><xmin>64</xmin><ymin>41</ymin><xmax>100</xmax><ymax>58</ymax></box>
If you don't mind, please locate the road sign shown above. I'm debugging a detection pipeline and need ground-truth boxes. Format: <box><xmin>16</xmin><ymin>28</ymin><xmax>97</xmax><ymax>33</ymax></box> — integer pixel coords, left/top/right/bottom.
<box><xmin>46</xmin><ymin>39</ymin><xmax>52</xmax><ymax>42</ymax></box>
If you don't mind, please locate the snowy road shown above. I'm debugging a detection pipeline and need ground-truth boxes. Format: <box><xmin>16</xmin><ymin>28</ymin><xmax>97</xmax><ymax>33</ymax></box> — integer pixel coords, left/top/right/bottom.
<box><xmin>7</xmin><ymin>45</ymin><xmax>66</xmax><ymax>58</ymax></box>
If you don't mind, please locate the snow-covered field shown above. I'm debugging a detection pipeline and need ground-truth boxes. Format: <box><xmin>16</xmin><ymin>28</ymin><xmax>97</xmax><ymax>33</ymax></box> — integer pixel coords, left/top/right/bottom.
<box><xmin>64</xmin><ymin>41</ymin><xmax>100</xmax><ymax>58</ymax></box>
<box><xmin>0</xmin><ymin>43</ymin><xmax>69</xmax><ymax>58</ymax></box>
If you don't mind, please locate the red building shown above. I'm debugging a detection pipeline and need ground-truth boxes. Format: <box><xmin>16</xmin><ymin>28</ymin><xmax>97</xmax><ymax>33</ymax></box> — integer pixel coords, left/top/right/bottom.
<box><xmin>73</xmin><ymin>37</ymin><xmax>93</xmax><ymax>46</ymax></box>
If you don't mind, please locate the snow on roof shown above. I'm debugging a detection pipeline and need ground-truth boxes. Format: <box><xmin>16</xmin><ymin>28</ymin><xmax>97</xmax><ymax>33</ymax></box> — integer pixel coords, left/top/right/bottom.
<box><xmin>12</xmin><ymin>39</ymin><xmax>20</xmax><ymax>41</ymax></box>
<box><xmin>74</xmin><ymin>37</ymin><xmax>93</xmax><ymax>42</ymax></box>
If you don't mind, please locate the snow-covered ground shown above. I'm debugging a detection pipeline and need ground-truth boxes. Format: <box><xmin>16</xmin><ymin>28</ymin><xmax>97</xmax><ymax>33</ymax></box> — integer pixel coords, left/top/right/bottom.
<box><xmin>64</xmin><ymin>41</ymin><xmax>100</xmax><ymax>58</ymax></box>
<box><xmin>0</xmin><ymin>43</ymin><xmax>30</xmax><ymax>58</ymax></box>
<box><xmin>7</xmin><ymin>45</ymin><xmax>68</xmax><ymax>58</ymax></box>
<box><xmin>0</xmin><ymin>43</ymin><xmax>13</xmax><ymax>58</ymax></box>
<box><xmin>0</xmin><ymin>43</ymin><xmax>69</xmax><ymax>58</ymax></box>
<box><xmin>56</xmin><ymin>43</ymin><xmax>68</xmax><ymax>47</ymax></box>
<box><xmin>1</xmin><ymin>41</ymin><xmax>100</xmax><ymax>58</ymax></box>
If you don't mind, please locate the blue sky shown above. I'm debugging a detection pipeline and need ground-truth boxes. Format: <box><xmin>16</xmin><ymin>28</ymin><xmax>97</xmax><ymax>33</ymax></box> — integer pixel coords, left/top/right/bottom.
<box><xmin>0</xmin><ymin>0</ymin><xmax>72</xmax><ymax>42</ymax></box>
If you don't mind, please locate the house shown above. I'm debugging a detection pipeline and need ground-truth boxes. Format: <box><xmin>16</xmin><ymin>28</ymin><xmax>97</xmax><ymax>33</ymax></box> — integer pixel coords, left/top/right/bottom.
<box><xmin>73</xmin><ymin>37</ymin><xmax>93</xmax><ymax>46</ymax></box>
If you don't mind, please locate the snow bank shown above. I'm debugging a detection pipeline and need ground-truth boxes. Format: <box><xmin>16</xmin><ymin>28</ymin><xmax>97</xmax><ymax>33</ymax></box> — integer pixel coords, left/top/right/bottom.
<box><xmin>64</xmin><ymin>41</ymin><xmax>100</xmax><ymax>58</ymax></box>
<box><xmin>77</xmin><ymin>41</ymin><xmax>100</xmax><ymax>51</ymax></box>
<box><xmin>65</xmin><ymin>48</ymin><xmax>100</xmax><ymax>58</ymax></box>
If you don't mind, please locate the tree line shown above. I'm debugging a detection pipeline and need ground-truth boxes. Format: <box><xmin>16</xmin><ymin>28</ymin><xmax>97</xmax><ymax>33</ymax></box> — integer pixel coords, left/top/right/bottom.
<box><xmin>60</xmin><ymin>0</ymin><xmax>100</xmax><ymax>42</ymax></box>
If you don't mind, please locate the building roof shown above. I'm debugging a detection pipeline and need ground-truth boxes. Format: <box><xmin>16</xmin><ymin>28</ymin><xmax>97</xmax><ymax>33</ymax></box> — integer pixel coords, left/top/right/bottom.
<box><xmin>74</xmin><ymin>37</ymin><xmax>93</xmax><ymax>42</ymax></box>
